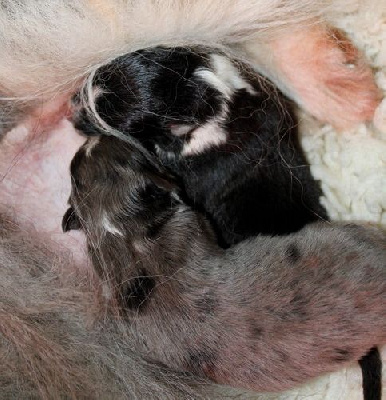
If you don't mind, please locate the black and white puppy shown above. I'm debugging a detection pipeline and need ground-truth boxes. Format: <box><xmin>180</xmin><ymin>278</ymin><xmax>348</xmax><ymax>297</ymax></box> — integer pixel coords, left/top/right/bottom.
<box><xmin>74</xmin><ymin>47</ymin><xmax>328</xmax><ymax>246</ymax></box>
<box><xmin>63</xmin><ymin>133</ymin><xmax>386</xmax><ymax>396</ymax></box>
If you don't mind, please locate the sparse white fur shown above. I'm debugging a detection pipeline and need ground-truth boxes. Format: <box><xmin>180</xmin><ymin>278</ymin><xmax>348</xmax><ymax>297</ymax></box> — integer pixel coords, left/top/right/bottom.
<box><xmin>102</xmin><ymin>212</ymin><xmax>123</xmax><ymax>237</ymax></box>
<box><xmin>196</xmin><ymin>54</ymin><xmax>256</xmax><ymax>98</ymax></box>
<box><xmin>84</xmin><ymin>136</ymin><xmax>100</xmax><ymax>157</ymax></box>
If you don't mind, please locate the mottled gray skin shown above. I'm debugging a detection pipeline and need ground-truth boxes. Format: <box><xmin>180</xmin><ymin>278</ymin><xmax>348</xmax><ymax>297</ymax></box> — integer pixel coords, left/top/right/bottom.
<box><xmin>65</xmin><ymin>135</ymin><xmax>386</xmax><ymax>393</ymax></box>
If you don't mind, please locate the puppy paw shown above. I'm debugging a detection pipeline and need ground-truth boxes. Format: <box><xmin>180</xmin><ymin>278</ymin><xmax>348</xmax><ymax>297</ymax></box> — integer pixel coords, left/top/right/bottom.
<box><xmin>270</xmin><ymin>25</ymin><xmax>382</xmax><ymax>129</ymax></box>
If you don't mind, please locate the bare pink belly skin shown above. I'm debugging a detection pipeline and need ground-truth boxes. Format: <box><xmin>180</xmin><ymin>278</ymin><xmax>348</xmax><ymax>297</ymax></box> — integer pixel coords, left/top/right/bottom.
<box><xmin>245</xmin><ymin>24</ymin><xmax>381</xmax><ymax>130</ymax></box>
<box><xmin>0</xmin><ymin>117</ymin><xmax>87</xmax><ymax>266</ymax></box>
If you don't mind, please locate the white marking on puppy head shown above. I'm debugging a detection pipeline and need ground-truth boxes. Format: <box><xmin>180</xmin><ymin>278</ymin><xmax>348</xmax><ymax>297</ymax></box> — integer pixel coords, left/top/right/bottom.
<box><xmin>102</xmin><ymin>212</ymin><xmax>123</xmax><ymax>236</ymax></box>
<box><xmin>84</xmin><ymin>136</ymin><xmax>100</xmax><ymax>156</ymax></box>
<box><xmin>194</xmin><ymin>54</ymin><xmax>256</xmax><ymax>99</ymax></box>
<box><xmin>182</xmin><ymin>121</ymin><xmax>227</xmax><ymax>156</ymax></box>
<box><xmin>133</xmin><ymin>239</ymin><xmax>149</xmax><ymax>253</ymax></box>
<box><xmin>170</xmin><ymin>54</ymin><xmax>253</xmax><ymax>157</ymax></box>
<box><xmin>101</xmin><ymin>283</ymin><xmax>113</xmax><ymax>301</ymax></box>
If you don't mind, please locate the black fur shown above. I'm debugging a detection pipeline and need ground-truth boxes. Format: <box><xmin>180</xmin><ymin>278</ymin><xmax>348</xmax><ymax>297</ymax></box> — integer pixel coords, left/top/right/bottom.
<box><xmin>74</xmin><ymin>47</ymin><xmax>328</xmax><ymax>246</ymax></box>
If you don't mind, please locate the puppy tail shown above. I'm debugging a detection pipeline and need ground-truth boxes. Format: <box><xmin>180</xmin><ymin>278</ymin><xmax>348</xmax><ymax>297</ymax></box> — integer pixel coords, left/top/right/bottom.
<box><xmin>359</xmin><ymin>347</ymin><xmax>383</xmax><ymax>400</ymax></box>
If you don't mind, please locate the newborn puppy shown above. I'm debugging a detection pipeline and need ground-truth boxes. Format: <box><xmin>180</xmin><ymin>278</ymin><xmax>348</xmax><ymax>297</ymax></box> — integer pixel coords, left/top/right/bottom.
<box><xmin>63</xmin><ymin>134</ymin><xmax>386</xmax><ymax>395</ymax></box>
<box><xmin>75</xmin><ymin>46</ymin><xmax>328</xmax><ymax>246</ymax></box>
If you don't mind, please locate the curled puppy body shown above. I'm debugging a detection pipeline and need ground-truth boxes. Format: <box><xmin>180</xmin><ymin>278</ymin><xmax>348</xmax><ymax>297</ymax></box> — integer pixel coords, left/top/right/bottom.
<box><xmin>0</xmin><ymin>0</ymin><xmax>380</xmax><ymax>133</ymax></box>
<box><xmin>74</xmin><ymin>46</ymin><xmax>328</xmax><ymax>245</ymax></box>
<box><xmin>64</xmin><ymin>134</ymin><xmax>386</xmax><ymax>394</ymax></box>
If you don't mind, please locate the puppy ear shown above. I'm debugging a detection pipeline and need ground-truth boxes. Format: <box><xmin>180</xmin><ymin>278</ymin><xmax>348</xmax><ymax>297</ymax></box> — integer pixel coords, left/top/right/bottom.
<box><xmin>62</xmin><ymin>207</ymin><xmax>82</xmax><ymax>232</ymax></box>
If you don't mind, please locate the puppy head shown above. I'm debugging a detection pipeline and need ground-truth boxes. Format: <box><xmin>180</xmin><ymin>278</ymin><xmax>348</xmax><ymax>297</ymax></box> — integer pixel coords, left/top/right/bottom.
<box><xmin>73</xmin><ymin>47</ymin><xmax>258</xmax><ymax>156</ymax></box>
<box><xmin>76</xmin><ymin>47</ymin><xmax>222</xmax><ymax>129</ymax></box>
<box><xmin>62</xmin><ymin>135</ymin><xmax>182</xmax><ymax>242</ymax></box>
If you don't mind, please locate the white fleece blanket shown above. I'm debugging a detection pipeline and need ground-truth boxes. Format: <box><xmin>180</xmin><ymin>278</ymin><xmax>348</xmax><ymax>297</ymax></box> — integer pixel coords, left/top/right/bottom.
<box><xmin>248</xmin><ymin>3</ymin><xmax>386</xmax><ymax>400</ymax></box>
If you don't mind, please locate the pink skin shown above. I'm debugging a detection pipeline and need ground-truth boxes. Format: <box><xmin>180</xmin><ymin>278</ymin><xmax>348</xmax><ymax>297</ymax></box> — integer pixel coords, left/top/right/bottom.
<box><xmin>246</xmin><ymin>25</ymin><xmax>381</xmax><ymax>129</ymax></box>
<box><xmin>0</xmin><ymin>115</ymin><xmax>87</xmax><ymax>266</ymax></box>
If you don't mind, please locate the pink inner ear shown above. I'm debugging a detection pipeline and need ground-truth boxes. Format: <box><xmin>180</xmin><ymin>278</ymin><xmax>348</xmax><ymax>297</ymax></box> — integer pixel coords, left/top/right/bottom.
<box><xmin>260</xmin><ymin>25</ymin><xmax>381</xmax><ymax>130</ymax></box>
